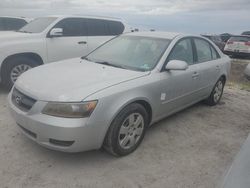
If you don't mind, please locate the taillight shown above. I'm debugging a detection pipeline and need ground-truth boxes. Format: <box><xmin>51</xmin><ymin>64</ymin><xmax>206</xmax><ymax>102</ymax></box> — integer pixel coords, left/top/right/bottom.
<box><xmin>227</xmin><ymin>41</ymin><xmax>234</xmax><ymax>44</ymax></box>
<box><xmin>245</xmin><ymin>41</ymin><xmax>250</xmax><ymax>46</ymax></box>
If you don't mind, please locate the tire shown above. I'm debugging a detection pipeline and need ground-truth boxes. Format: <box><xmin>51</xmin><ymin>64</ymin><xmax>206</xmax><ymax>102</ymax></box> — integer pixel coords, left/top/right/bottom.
<box><xmin>104</xmin><ymin>103</ymin><xmax>149</xmax><ymax>156</ymax></box>
<box><xmin>205</xmin><ymin>77</ymin><xmax>225</xmax><ymax>106</ymax></box>
<box><xmin>2</xmin><ymin>57</ymin><xmax>38</xmax><ymax>90</ymax></box>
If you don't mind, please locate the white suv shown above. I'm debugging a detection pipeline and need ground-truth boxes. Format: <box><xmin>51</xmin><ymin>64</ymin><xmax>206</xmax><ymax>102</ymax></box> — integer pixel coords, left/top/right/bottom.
<box><xmin>0</xmin><ymin>15</ymin><xmax>129</xmax><ymax>88</ymax></box>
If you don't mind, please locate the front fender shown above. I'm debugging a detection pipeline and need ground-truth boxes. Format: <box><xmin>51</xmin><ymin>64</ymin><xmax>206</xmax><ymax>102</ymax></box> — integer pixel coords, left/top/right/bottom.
<box><xmin>84</xmin><ymin>74</ymin><xmax>162</xmax><ymax>148</ymax></box>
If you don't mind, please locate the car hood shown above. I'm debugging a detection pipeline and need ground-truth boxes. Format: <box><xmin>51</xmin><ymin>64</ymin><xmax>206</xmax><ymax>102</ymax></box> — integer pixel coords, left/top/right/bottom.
<box><xmin>0</xmin><ymin>31</ymin><xmax>38</xmax><ymax>44</ymax></box>
<box><xmin>15</xmin><ymin>58</ymin><xmax>149</xmax><ymax>102</ymax></box>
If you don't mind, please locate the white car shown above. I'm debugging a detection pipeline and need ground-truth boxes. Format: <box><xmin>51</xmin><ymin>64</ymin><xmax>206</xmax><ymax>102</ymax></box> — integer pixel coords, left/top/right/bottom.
<box><xmin>0</xmin><ymin>15</ymin><xmax>129</xmax><ymax>88</ymax></box>
<box><xmin>0</xmin><ymin>16</ymin><xmax>31</xmax><ymax>31</ymax></box>
<box><xmin>224</xmin><ymin>35</ymin><xmax>250</xmax><ymax>58</ymax></box>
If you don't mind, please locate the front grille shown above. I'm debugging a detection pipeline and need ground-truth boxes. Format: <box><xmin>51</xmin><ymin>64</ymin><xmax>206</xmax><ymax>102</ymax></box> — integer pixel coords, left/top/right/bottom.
<box><xmin>12</xmin><ymin>88</ymin><xmax>36</xmax><ymax>112</ymax></box>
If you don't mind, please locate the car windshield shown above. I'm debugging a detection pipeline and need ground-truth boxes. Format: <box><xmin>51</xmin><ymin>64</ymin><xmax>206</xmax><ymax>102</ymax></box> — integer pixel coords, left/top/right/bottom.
<box><xmin>18</xmin><ymin>17</ymin><xmax>57</xmax><ymax>33</ymax></box>
<box><xmin>86</xmin><ymin>36</ymin><xmax>171</xmax><ymax>72</ymax></box>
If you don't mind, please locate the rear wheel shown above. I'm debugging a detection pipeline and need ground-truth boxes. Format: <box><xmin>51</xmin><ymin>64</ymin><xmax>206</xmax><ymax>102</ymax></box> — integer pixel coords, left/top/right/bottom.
<box><xmin>104</xmin><ymin>103</ymin><xmax>149</xmax><ymax>156</ymax></box>
<box><xmin>2</xmin><ymin>57</ymin><xmax>38</xmax><ymax>89</ymax></box>
<box><xmin>205</xmin><ymin>77</ymin><xmax>225</xmax><ymax>106</ymax></box>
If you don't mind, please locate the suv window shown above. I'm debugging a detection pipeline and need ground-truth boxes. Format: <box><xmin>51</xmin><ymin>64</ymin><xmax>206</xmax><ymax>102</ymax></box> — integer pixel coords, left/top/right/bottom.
<box><xmin>168</xmin><ymin>38</ymin><xmax>194</xmax><ymax>65</ymax></box>
<box><xmin>53</xmin><ymin>18</ymin><xmax>88</xmax><ymax>37</ymax></box>
<box><xmin>4</xmin><ymin>18</ymin><xmax>27</xmax><ymax>30</ymax></box>
<box><xmin>107</xmin><ymin>20</ymin><xmax>124</xmax><ymax>35</ymax></box>
<box><xmin>0</xmin><ymin>18</ymin><xmax>4</xmax><ymax>30</ymax></box>
<box><xmin>0</xmin><ymin>18</ymin><xmax>27</xmax><ymax>31</ymax></box>
<box><xmin>194</xmin><ymin>38</ymin><xmax>218</xmax><ymax>63</ymax></box>
<box><xmin>87</xmin><ymin>19</ymin><xmax>109</xmax><ymax>36</ymax></box>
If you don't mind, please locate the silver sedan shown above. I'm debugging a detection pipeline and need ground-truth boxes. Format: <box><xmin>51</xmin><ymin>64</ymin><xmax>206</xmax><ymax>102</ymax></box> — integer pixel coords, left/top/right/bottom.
<box><xmin>8</xmin><ymin>32</ymin><xmax>231</xmax><ymax>156</ymax></box>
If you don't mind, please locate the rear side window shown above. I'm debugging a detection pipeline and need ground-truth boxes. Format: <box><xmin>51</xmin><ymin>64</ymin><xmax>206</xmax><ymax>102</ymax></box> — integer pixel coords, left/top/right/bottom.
<box><xmin>87</xmin><ymin>19</ymin><xmax>108</xmax><ymax>36</ymax></box>
<box><xmin>107</xmin><ymin>20</ymin><xmax>124</xmax><ymax>35</ymax></box>
<box><xmin>54</xmin><ymin>18</ymin><xmax>88</xmax><ymax>37</ymax></box>
<box><xmin>194</xmin><ymin>38</ymin><xmax>219</xmax><ymax>63</ymax></box>
<box><xmin>168</xmin><ymin>39</ymin><xmax>194</xmax><ymax>65</ymax></box>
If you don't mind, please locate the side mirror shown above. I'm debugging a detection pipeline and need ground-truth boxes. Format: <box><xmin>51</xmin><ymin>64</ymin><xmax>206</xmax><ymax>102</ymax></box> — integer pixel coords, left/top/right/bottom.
<box><xmin>165</xmin><ymin>60</ymin><xmax>188</xmax><ymax>71</ymax></box>
<box><xmin>49</xmin><ymin>28</ymin><xmax>63</xmax><ymax>37</ymax></box>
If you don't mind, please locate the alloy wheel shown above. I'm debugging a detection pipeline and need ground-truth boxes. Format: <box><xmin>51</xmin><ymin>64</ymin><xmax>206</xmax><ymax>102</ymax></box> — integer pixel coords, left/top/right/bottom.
<box><xmin>118</xmin><ymin>113</ymin><xmax>144</xmax><ymax>150</ymax></box>
<box><xmin>10</xmin><ymin>64</ymin><xmax>32</xmax><ymax>83</ymax></box>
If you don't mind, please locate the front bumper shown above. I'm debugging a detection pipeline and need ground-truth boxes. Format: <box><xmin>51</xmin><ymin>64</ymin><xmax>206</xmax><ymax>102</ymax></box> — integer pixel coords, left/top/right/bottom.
<box><xmin>8</xmin><ymin>93</ymin><xmax>104</xmax><ymax>153</ymax></box>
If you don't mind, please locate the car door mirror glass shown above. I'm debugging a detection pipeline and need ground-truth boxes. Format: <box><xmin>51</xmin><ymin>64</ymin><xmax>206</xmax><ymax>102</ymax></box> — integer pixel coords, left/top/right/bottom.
<box><xmin>165</xmin><ymin>60</ymin><xmax>188</xmax><ymax>71</ymax></box>
<box><xmin>49</xmin><ymin>28</ymin><xmax>63</xmax><ymax>37</ymax></box>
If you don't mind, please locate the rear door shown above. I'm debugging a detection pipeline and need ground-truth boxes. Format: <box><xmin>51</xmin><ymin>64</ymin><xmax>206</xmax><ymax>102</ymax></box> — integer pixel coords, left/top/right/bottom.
<box><xmin>86</xmin><ymin>19</ymin><xmax>125</xmax><ymax>53</ymax></box>
<box><xmin>46</xmin><ymin>18</ymin><xmax>88</xmax><ymax>62</ymax></box>
<box><xmin>193</xmin><ymin>38</ymin><xmax>221</xmax><ymax>97</ymax></box>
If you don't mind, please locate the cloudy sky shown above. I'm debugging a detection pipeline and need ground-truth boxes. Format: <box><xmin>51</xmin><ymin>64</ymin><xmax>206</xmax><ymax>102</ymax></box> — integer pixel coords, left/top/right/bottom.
<box><xmin>0</xmin><ymin>0</ymin><xmax>249</xmax><ymax>34</ymax></box>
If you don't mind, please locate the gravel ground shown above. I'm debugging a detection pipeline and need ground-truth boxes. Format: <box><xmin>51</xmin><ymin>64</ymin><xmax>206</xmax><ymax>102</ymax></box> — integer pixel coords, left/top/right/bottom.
<box><xmin>0</xmin><ymin>86</ymin><xmax>250</xmax><ymax>188</ymax></box>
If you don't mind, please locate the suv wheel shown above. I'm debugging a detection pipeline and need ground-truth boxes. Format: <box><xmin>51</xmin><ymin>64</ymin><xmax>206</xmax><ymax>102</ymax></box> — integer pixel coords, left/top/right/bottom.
<box><xmin>2</xmin><ymin>57</ymin><xmax>37</xmax><ymax>89</ymax></box>
<box><xmin>104</xmin><ymin>103</ymin><xmax>149</xmax><ymax>156</ymax></box>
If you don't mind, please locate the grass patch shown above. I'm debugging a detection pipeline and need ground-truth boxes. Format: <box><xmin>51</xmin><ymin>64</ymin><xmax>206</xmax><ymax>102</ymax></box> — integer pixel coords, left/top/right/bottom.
<box><xmin>227</xmin><ymin>81</ymin><xmax>250</xmax><ymax>92</ymax></box>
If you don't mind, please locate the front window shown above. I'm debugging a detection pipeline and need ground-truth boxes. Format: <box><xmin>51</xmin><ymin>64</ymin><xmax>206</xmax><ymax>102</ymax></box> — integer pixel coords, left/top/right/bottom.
<box><xmin>86</xmin><ymin>36</ymin><xmax>170</xmax><ymax>71</ymax></box>
<box><xmin>18</xmin><ymin>17</ymin><xmax>57</xmax><ymax>33</ymax></box>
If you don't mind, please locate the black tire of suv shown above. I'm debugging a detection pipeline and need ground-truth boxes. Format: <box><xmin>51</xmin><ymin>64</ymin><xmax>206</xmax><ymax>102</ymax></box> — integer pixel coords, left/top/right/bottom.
<box><xmin>2</xmin><ymin>57</ymin><xmax>38</xmax><ymax>90</ymax></box>
<box><xmin>205</xmin><ymin>77</ymin><xmax>225</xmax><ymax>106</ymax></box>
<box><xmin>103</xmin><ymin>103</ymin><xmax>149</xmax><ymax>157</ymax></box>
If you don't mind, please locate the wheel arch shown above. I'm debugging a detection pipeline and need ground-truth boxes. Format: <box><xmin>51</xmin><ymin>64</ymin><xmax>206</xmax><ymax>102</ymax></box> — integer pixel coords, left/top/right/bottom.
<box><xmin>220</xmin><ymin>74</ymin><xmax>227</xmax><ymax>84</ymax></box>
<box><xmin>1</xmin><ymin>52</ymin><xmax>44</xmax><ymax>79</ymax></box>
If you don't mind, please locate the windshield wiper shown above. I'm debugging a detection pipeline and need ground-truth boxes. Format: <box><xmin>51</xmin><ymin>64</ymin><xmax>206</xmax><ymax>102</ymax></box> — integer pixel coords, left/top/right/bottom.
<box><xmin>95</xmin><ymin>61</ymin><xmax>126</xmax><ymax>69</ymax></box>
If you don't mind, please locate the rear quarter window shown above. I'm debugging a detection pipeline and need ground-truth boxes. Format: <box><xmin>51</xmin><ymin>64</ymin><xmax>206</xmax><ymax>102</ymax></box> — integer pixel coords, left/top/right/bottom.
<box><xmin>107</xmin><ymin>20</ymin><xmax>124</xmax><ymax>35</ymax></box>
<box><xmin>194</xmin><ymin>38</ymin><xmax>220</xmax><ymax>63</ymax></box>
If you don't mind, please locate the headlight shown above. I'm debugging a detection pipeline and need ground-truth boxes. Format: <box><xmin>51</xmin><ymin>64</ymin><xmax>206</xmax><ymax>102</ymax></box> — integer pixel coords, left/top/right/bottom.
<box><xmin>42</xmin><ymin>101</ymin><xmax>98</xmax><ymax>118</ymax></box>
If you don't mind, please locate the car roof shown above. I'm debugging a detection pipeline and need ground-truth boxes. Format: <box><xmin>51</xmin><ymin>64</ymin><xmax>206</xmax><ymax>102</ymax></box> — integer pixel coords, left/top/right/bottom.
<box><xmin>0</xmin><ymin>16</ymin><xmax>32</xmax><ymax>22</ymax></box>
<box><xmin>124</xmin><ymin>31</ymin><xmax>182</xmax><ymax>40</ymax></box>
<box><xmin>47</xmin><ymin>15</ymin><xmax>122</xmax><ymax>22</ymax></box>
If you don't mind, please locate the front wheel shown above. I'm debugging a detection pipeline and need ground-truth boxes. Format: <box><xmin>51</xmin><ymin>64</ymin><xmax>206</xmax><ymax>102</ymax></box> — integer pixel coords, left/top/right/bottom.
<box><xmin>205</xmin><ymin>77</ymin><xmax>225</xmax><ymax>106</ymax></box>
<box><xmin>104</xmin><ymin>103</ymin><xmax>149</xmax><ymax>156</ymax></box>
<box><xmin>2</xmin><ymin>57</ymin><xmax>37</xmax><ymax>89</ymax></box>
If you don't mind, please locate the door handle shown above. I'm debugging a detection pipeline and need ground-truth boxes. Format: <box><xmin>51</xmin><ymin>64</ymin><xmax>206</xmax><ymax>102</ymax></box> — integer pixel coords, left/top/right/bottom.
<box><xmin>78</xmin><ymin>41</ymin><xmax>87</xmax><ymax>45</ymax></box>
<box><xmin>192</xmin><ymin>72</ymin><xmax>199</xmax><ymax>79</ymax></box>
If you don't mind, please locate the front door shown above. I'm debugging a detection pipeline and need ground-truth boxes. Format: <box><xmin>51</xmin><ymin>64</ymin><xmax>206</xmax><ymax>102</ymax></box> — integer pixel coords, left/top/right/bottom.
<box><xmin>158</xmin><ymin>38</ymin><xmax>201</xmax><ymax>118</ymax></box>
<box><xmin>46</xmin><ymin>18</ymin><xmax>88</xmax><ymax>63</ymax></box>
